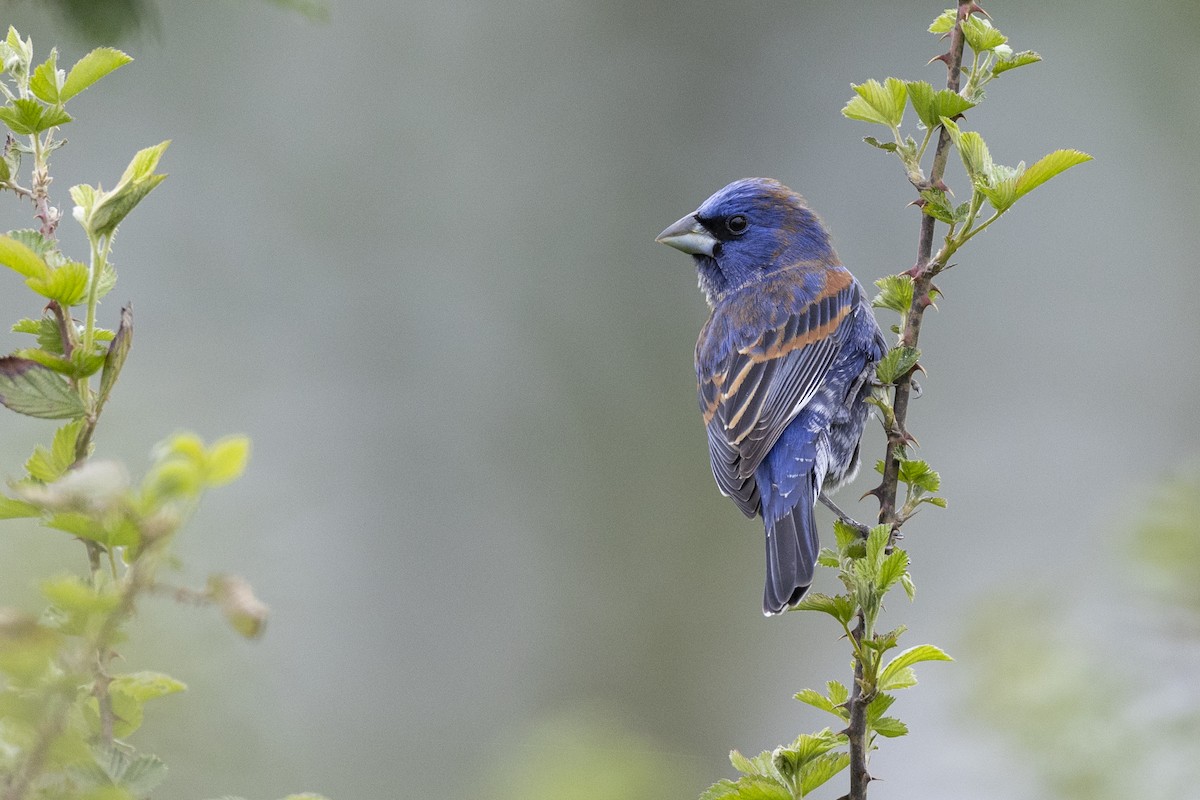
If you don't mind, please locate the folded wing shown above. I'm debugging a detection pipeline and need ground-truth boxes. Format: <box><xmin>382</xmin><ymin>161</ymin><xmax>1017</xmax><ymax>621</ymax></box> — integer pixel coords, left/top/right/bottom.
<box><xmin>698</xmin><ymin>268</ymin><xmax>861</xmax><ymax>517</ymax></box>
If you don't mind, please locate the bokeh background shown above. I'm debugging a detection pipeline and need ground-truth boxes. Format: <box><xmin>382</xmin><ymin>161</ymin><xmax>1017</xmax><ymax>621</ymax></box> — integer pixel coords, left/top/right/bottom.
<box><xmin>1</xmin><ymin>1</ymin><xmax>1198</xmax><ymax>798</ymax></box>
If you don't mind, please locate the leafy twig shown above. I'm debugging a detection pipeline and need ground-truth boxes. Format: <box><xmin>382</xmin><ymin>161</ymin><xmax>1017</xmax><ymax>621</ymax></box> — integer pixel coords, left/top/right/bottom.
<box><xmin>876</xmin><ymin>0</ymin><xmax>971</xmax><ymax>536</ymax></box>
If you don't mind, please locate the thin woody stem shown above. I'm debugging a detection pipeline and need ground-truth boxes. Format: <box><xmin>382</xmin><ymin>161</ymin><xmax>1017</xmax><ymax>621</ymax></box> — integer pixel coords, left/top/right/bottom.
<box><xmin>849</xmin><ymin>4</ymin><xmax>974</xmax><ymax>800</ymax></box>
<box><xmin>876</xmin><ymin>0</ymin><xmax>970</xmax><ymax>534</ymax></box>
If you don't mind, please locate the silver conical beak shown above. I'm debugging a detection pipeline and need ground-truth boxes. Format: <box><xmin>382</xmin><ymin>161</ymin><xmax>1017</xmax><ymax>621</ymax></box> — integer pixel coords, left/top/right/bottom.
<box><xmin>655</xmin><ymin>213</ymin><xmax>717</xmax><ymax>257</ymax></box>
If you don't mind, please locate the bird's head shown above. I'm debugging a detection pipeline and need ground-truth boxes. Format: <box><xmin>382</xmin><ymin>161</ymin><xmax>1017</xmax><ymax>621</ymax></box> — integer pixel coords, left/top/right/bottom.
<box><xmin>656</xmin><ymin>178</ymin><xmax>837</xmax><ymax>305</ymax></box>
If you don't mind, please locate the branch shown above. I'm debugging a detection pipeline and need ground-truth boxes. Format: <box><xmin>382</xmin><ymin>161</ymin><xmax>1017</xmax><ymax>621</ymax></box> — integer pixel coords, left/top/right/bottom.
<box><xmin>876</xmin><ymin>0</ymin><xmax>971</xmax><ymax>533</ymax></box>
<box><xmin>847</xmin><ymin>613</ymin><xmax>871</xmax><ymax>797</ymax></box>
<box><xmin>849</xmin><ymin>5</ymin><xmax>973</xmax><ymax>799</ymax></box>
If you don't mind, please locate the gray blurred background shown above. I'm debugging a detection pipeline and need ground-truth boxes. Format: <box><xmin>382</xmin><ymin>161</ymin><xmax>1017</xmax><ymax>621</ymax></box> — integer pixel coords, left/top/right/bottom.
<box><xmin>0</xmin><ymin>1</ymin><xmax>1197</xmax><ymax>798</ymax></box>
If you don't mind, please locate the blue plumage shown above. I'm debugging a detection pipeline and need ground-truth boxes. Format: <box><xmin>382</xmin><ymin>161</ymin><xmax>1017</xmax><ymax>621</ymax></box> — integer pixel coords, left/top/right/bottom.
<box><xmin>657</xmin><ymin>178</ymin><xmax>887</xmax><ymax>615</ymax></box>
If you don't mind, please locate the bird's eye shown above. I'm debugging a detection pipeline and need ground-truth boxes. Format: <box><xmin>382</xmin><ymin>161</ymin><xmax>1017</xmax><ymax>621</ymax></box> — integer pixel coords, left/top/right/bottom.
<box><xmin>725</xmin><ymin>214</ymin><xmax>748</xmax><ymax>235</ymax></box>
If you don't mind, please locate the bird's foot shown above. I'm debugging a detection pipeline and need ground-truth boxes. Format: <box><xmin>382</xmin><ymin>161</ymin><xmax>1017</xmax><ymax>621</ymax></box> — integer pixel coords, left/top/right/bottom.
<box><xmin>819</xmin><ymin>493</ymin><xmax>871</xmax><ymax>538</ymax></box>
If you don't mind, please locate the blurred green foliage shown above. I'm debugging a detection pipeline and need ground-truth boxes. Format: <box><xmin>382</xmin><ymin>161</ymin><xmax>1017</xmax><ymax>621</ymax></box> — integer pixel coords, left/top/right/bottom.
<box><xmin>486</xmin><ymin>711</ymin><xmax>694</xmax><ymax>800</ymax></box>
<box><xmin>17</xmin><ymin>0</ymin><xmax>326</xmax><ymax>43</ymax></box>
<box><xmin>0</xmin><ymin>27</ymin><xmax>308</xmax><ymax>800</ymax></box>
<box><xmin>1130</xmin><ymin>464</ymin><xmax>1200</xmax><ymax>613</ymax></box>
<box><xmin>963</xmin><ymin>464</ymin><xmax>1200</xmax><ymax>799</ymax></box>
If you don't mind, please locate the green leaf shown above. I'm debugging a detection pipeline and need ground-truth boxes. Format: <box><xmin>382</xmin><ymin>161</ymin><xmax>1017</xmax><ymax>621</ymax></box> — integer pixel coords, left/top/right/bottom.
<box><xmin>1013</xmin><ymin>149</ymin><xmax>1093</xmax><ymax>201</ymax></box>
<box><xmin>794</xmin><ymin>688</ymin><xmax>846</xmax><ymax>721</ymax></box>
<box><xmin>993</xmin><ymin>49</ymin><xmax>1042</xmax><ymax>76</ymax></box>
<box><xmin>12</xmin><ymin>347</ymin><xmax>72</xmax><ymax>374</ymax></box>
<box><xmin>0</xmin><ymin>98</ymin><xmax>72</xmax><ymax>134</ymax></box>
<box><xmin>85</xmin><ymin>141</ymin><xmax>169</xmax><ymax>237</ymax></box>
<box><xmin>793</xmin><ymin>687</ymin><xmax>834</xmax><ymax>712</ymax></box>
<box><xmin>772</xmin><ymin>729</ymin><xmax>848</xmax><ymax>791</ymax></box>
<box><xmin>143</xmin><ymin>458</ymin><xmax>203</xmax><ymax>501</ymax></box>
<box><xmin>61</xmin><ymin>47</ymin><xmax>133</xmax><ymax>101</ymax></box>
<box><xmin>49</xmin><ymin>419</ymin><xmax>86</xmax><ymax>470</ymax></box>
<box><xmin>14</xmin><ymin>315</ymin><xmax>66</xmax><ymax>354</ymax></box>
<box><xmin>0</xmin><ymin>356</ymin><xmax>86</xmax><ymax>418</ymax></box>
<box><xmin>205</xmin><ymin>435</ymin><xmax>250</xmax><ymax>486</ymax></box>
<box><xmin>87</xmin><ymin>673</ymin><xmax>186</xmax><ymax>739</ymax></box>
<box><xmin>870</xmin><ymin>716</ymin><xmax>909</xmax><ymax>738</ymax></box>
<box><xmin>962</xmin><ymin>16</ymin><xmax>1007</xmax><ymax>51</ymax></box>
<box><xmin>42</xmin><ymin>575</ymin><xmax>121</xmax><ymax>618</ymax></box>
<box><xmin>40</xmin><ymin>510</ymin><xmax>95</xmax><ymax>537</ymax></box>
<box><xmin>917</xmin><ymin>187</ymin><xmax>956</xmax><ymax>224</ymax></box>
<box><xmin>928</xmin><ymin>9</ymin><xmax>956</xmax><ymax>33</ymax></box>
<box><xmin>897</xmin><ymin>459</ymin><xmax>940</xmax><ymax>492</ymax></box>
<box><xmin>111</xmin><ymin>670</ymin><xmax>187</xmax><ymax>702</ymax></box>
<box><xmin>700</xmin><ymin>775</ymin><xmax>792</xmax><ymax>800</ymax></box>
<box><xmin>977</xmin><ymin>161</ymin><xmax>1024</xmax><ymax>211</ymax></box>
<box><xmin>878</xmin><ymin>665</ymin><xmax>917</xmax><ymax>691</ymax></box>
<box><xmin>2</xmin><ymin>27</ymin><xmax>32</xmax><ymax>75</ymax></box>
<box><xmin>906</xmin><ymin>81</ymin><xmax>975</xmax><ymax>130</ymax></box>
<box><xmin>729</xmin><ymin>748</ymin><xmax>763</xmax><ymax>777</ymax></box>
<box><xmin>865</xmin><ymin>524</ymin><xmax>889</xmax><ymax>574</ymax></box>
<box><xmin>0</xmin><ymin>234</ymin><xmax>51</xmax><ymax>280</ymax></box>
<box><xmin>71</xmin><ymin>745</ymin><xmax>168</xmax><ymax>797</ymax></box>
<box><xmin>865</xmin><ymin>691</ymin><xmax>896</xmax><ymax>721</ymax></box>
<box><xmin>789</xmin><ymin>728</ymin><xmax>846</xmax><ymax>763</ymax></box>
<box><xmin>65</xmin><ymin>344</ymin><xmax>106</xmax><ymax>379</ymax></box>
<box><xmin>833</xmin><ymin>518</ymin><xmax>866</xmax><ymax>558</ymax></box>
<box><xmin>798</xmin><ymin>751</ymin><xmax>850</xmax><ymax>796</ymax></box>
<box><xmin>117</xmin><ymin>139</ymin><xmax>168</xmax><ymax>187</ymax></box>
<box><xmin>10</xmin><ymin>227</ymin><xmax>64</xmax><ymax>261</ymax></box>
<box><xmin>731</xmin><ymin>748</ymin><xmax>782</xmax><ymax>781</ymax></box>
<box><xmin>862</xmin><ymin>136</ymin><xmax>898</xmax><ymax>152</ymax></box>
<box><xmin>793</xmin><ymin>592</ymin><xmax>855</xmax><ymax>626</ymax></box>
<box><xmin>816</xmin><ymin>547</ymin><xmax>839</xmax><ymax>568</ymax></box>
<box><xmin>29</xmin><ymin>49</ymin><xmax>63</xmax><ymax>104</ymax></box>
<box><xmin>876</xmin><ymin>346</ymin><xmax>920</xmax><ymax>384</ymax></box>
<box><xmin>872</xmin><ymin>274</ymin><xmax>913</xmax><ymax>314</ymax></box>
<box><xmin>877</xmin><ymin>548</ymin><xmax>909</xmax><ymax>594</ymax></box>
<box><xmin>0</xmin><ymin>611</ymin><xmax>62</xmax><ymax>683</ymax></box>
<box><xmin>99</xmin><ymin>305</ymin><xmax>131</xmax><ymax>406</ymax></box>
<box><xmin>921</xmin><ymin>495</ymin><xmax>948</xmax><ymax>508</ymax></box>
<box><xmin>842</xmin><ymin>78</ymin><xmax>907</xmax><ymax>129</ymax></box>
<box><xmin>94</xmin><ymin>259</ymin><xmax>117</xmax><ymax>299</ymax></box>
<box><xmin>827</xmin><ymin>680</ymin><xmax>849</xmax><ymax>706</ymax></box>
<box><xmin>0</xmin><ymin>494</ymin><xmax>39</xmax><ymax>518</ymax></box>
<box><xmin>866</xmin><ymin>624</ymin><xmax>906</xmax><ymax>655</ymax></box>
<box><xmin>26</xmin><ymin>260</ymin><xmax>88</xmax><ymax>305</ymax></box>
<box><xmin>900</xmin><ymin>573</ymin><xmax>916</xmax><ymax>600</ymax></box>
<box><xmin>941</xmin><ymin>118</ymin><xmax>993</xmax><ymax>181</ymax></box>
<box><xmin>879</xmin><ymin>644</ymin><xmax>953</xmax><ymax>690</ymax></box>
<box><xmin>25</xmin><ymin>419</ymin><xmax>83</xmax><ymax>482</ymax></box>
<box><xmin>70</xmin><ymin>183</ymin><xmax>98</xmax><ymax>221</ymax></box>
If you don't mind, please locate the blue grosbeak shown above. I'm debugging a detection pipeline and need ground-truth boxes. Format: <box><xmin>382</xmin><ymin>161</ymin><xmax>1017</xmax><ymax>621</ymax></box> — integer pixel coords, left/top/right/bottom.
<box><xmin>656</xmin><ymin>178</ymin><xmax>887</xmax><ymax>615</ymax></box>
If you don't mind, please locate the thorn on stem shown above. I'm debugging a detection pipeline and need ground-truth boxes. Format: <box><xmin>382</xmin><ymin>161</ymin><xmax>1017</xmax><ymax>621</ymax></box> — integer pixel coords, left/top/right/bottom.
<box><xmin>928</xmin><ymin>51</ymin><xmax>953</xmax><ymax>67</ymax></box>
<box><xmin>860</xmin><ymin>485</ymin><xmax>885</xmax><ymax>503</ymax></box>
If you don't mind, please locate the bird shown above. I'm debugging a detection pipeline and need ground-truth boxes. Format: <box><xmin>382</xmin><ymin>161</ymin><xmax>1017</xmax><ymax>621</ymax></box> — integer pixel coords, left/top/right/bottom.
<box><xmin>656</xmin><ymin>178</ymin><xmax>887</xmax><ymax>615</ymax></box>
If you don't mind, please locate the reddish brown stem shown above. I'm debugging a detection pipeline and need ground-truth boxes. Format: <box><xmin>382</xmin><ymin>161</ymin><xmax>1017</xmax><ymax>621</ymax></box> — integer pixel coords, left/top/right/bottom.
<box><xmin>849</xmin><ymin>5</ymin><xmax>974</xmax><ymax>800</ymax></box>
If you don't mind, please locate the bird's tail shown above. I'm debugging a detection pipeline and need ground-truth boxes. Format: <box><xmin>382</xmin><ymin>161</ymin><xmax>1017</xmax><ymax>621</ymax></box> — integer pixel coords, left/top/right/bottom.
<box><xmin>762</xmin><ymin>474</ymin><xmax>820</xmax><ymax>616</ymax></box>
